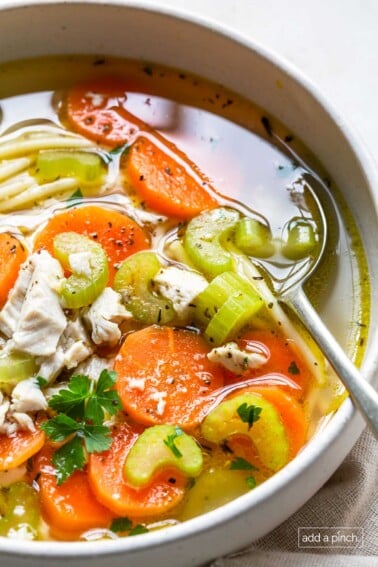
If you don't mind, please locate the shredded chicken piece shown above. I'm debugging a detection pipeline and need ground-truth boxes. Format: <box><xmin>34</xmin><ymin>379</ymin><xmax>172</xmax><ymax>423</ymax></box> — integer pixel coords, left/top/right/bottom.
<box><xmin>2</xmin><ymin>251</ymin><xmax>67</xmax><ymax>356</ymax></box>
<box><xmin>84</xmin><ymin>287</ymin><xmax>131</xmax><ymax>346</ymax></box>
<box><xmin>207</xmin><ymin>341</ymin><xmax>270</xmax><ymax>373</ymax></box>
<box><xmin>153</xmin><ymin>266</ymin><xmax>208</xmax><ymax>319</ymax></box>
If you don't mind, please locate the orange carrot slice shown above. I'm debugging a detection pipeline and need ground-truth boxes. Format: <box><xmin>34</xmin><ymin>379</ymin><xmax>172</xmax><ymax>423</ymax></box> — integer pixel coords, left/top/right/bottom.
<box><xmin>0</xmin><ymin>232</ymin><xmax>27</xmax><ymax>308</ymax></box>
<box><xmin>33</xmin><ymin>205</ymin><xmax>149</xmax><ymax>282</ymax></box>
<box><xmin>125</xmin><ymin>136</ymin><xmax>218</xmax><ymax>219</ymax></box>
<box><xmin>88</xmin><ymin>421</ymin><xmax>186</xmax><ymax>517</ymax></box>
<box><xmin>0</xmin><ymin>427</ymin><xmax>45</xmax><ymax>472</ymax></box>
<box><xmin>114</xmin><ymin>325</ymin><xmax>225</xmax><ymax>429</ymax></box>
<box><xmin>35</xmin><ymin>445</ymin><xmax>114</xmax><ymax>539</ymax></box>
<box><xmin>65</xmin><ymin>77</ymin><xmax>219</xmax><ymax>218</ymax></box>
<box><xmin>64</xmin><ymin>76</ymin><xmax>146</xmax><ymax>146</ymax></box>
<box><xmin>223</xmin><ymin>329</ymin><xmax>313</xmax><ymax>397</ymax></box>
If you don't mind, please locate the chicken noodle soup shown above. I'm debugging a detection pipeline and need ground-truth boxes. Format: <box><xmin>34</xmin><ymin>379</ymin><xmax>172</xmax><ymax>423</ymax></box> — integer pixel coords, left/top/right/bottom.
<box><xmin>0</xmin><ymin>56</ymin><xmax>369</xmax><ymax>541</ymax></box>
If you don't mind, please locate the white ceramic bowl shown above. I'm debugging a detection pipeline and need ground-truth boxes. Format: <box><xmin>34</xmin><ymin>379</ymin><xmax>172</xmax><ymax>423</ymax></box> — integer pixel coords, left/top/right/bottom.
<box><xmin>0</xmin><ymin>2</ymin><xmax>377</xmax><ymax>566</ymax></box>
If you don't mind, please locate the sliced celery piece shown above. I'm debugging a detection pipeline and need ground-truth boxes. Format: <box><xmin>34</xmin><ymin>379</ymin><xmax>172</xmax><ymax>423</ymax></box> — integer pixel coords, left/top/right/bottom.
<box><xmin>165</xmin><ymin>239</ymin><xmax>196</xmax><ymax>268</ymax></box>
<box><xmin>184</xmin><ymin>207</ymin><xmax>240</xmax><ymax>278</ymax></box>
<box><xmin>234</xmin><ymin>217</ymin><xmax>275</xmax><ymax>258</ymax></box>
<box><xmin>282</xmin><ymin>219</ymin><xmax>317</xmax><ymax>260</ymax></box>
<box><xmin>113</xmin><ymin>251</ymin><xmax>175</xmax><ymax>325</ymax></box>
<box><xmin>36</xmin><ymin>150</ymin><xmax>105</xmax><ymax>184</ymax></box>
<box><xmin>124</xmin><ymin>425</ymin><xmax>203</xmax><ymax>487</ymax></box>
<box><xmin>204</xmin><ymin>289</ymin><xmax>264</xmax><ymax>346</ymax></box>
<box><xmin>201</xmin><ymin>392</ymin><xmax>289</xmax><ymax>471</ymax></box>
<box><xmin>53</xmin><ymin>232</ymin><xmax>109</xmax><ymax>309</ymax></box>
<box><xmin>180</xmin><ymin>467</ymin><xmax>252</xmax><ymax>521</ymax></box>
<box><xmin>193</xmin><ymin>271</ymin><xmax>259</xmax><ymax>327</ymax></box>
<box><xmin>0</xmin><ymin>353</ymin><xmax>37</xmax><ymax>393</ymax></box>
<box><xmin>0</xmin><ymin>482</ymin><xmax>40</xmax><ymax>539</ymax></box>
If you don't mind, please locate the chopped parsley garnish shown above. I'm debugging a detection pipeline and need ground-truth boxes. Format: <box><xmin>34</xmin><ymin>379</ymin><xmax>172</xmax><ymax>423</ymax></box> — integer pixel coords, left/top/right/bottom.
<box><xmin>163</xmin><ymin>426</ymin><xmax>183</xmax><ymax>458</ymax></box>
<box><xmin>186</xmin><ymin>477</ymin><xmax>196</xmax><ymax>490</ymax></box>
<box><xmin>130</xmin><ymin>524</ymin><xmax>149</xmax><ymax>536</ymax></box>
<box><xmin>236</xmin><ymin>402</ymin><xmax>262</xmax><ymax>430</ymax></box>
<box><xmin>246</xmin><ymin>476</ymin><xmax>257</xmax><ymax>489</ymax></box>
<box><xmin>229</xmin><ymin>457</ymin><xmax>258</xmax><ymax>489</ymax></box>
<box><xmin>48</xmin><ymin>434</ymin><xmax>86</xmax><ymax>482</ymax></box>
<box><xmin>36</xmin><ymin>376</ymin><xmax>48</xmax><ymax>389</ymax></box>
<box><xmin>105</xmin><ymin>143</ymin><xmax>130</xmax><ymax>162</ymax></box>
<box><xmin>110</xmin><ymin>517</ymin><xmax>133</xmax><ymax>533</ymax></box>
<box><xmin>110</xmin><ymin>517</ymin><xmax>149</xmax><ymax>536</ymax></box>
<box><xmin>66</xmin><ymin>188</ymin><xmax>83</xmax><ymax>207</ymax></box>
<box><xmin>40</xmin><ymin>369</ymin><xmax>122</xmax><ymax>485</ymax></box>
<box><xmin>229</xmin><ymin>457</ymin><xmax>258</xmax><ymax>471</ymax></box>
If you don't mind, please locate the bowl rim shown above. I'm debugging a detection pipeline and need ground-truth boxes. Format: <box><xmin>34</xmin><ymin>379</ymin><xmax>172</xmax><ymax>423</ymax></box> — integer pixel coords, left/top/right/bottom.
<box><xmin>0</xmin><ymin>0</ymin><xmax>378</xmax><ymax>559</ymax></box>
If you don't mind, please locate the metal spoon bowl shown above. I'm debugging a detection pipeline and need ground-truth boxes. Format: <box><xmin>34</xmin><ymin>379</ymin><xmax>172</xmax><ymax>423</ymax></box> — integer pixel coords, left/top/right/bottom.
<box><xmin>252</xmin><ymin>134</ymin><xmax>378</xmax><ymax>438</ymax></box>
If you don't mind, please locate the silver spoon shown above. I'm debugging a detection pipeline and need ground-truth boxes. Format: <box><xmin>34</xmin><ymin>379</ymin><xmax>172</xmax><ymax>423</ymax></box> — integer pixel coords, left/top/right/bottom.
<box><xmin>265</xmin><ymin>135</ymin><xmax>378</xmax><ymax>438</ymax></box>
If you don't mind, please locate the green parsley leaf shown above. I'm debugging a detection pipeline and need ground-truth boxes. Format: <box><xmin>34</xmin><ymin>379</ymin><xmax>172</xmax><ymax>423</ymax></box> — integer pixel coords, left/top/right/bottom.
<box><xmin>110</xmin><ymin>517</ymin><xmax>148</xmax><ymax>536</ymax></box>
<box><xmin>42</xmin><ymin>370</ymin><xmax>122</xmax><ymax>484</ymax></box>
<box><xmin>97</xmin><ymin>369</ymin><xmax>117</xmax><ymax>393</ymax></box>
<box><xmin>82</xmin><ymin>423</ymin><xmax>112</xmax><ymax>453</ymax></box>
<box><xmin>49</xmin><ymin>374</ymin><xmax>91</xmax><ymax>419</ymax></box>
<box><xmin>104</xmin><ymin>143</ymin><xmax>130</xmax><ymax>163</ymax></box>
<box><xmin>246</xmin><ymin>475</ymin><xmax>257</xmax><ymax>489</ymax></box>
<box><xmin>36</xmin><ymin>376</ymin><xmax>48</xmax><ymax>389</ymax></box>
<box><xmin>163</xmin><ymin>427</ymin><xmax>183</xmax><ymax>458</ymax></box>
<box><xmin>52</xmin><ymin>436</ymin><xmax>86</xmax><ymax>485</ymax></box>
<box><xmin>110</xmin><ymin>517</ymin><xmax>133</xmax><ymax>533</ymax></box>
<box><xmin>66</xmin><ymin>188</ymin><xmax>83</xmax><ymax>207</ymax></box>
<box><xmin>236</xmin><ymin>402</ymin><xmax>262</xmax><ymax>430</ymax></box>
<box><xmin>86</xmin><ymin>369</ymin><xmax>121</xmax><ymax>420</ymax></box>
<box><xmin>84</xmin><ymin>394</ymin><xmax>106</xmax><ymax>423</ymax></box>
<box><xmin>99</xmin><ymin>388</ymin><xmax>122</xmax><ymax>416</ymax></box>
<box><xmin>130</xmin><ymin>524</ymin><xmax>149</xmax><ymax>536</ymax></box>
<box><xmin>84</xmin><ymin>370</ymin><xmax>121</xmax><ymax>422</ymax></box>
<box><xmin>40</xmin><ymin>414</ymin><xmax>80</xmax><ymax>442</ymax></box>
<box><xmin>229</xmin><ymin>457</ymin><xmax>258</xmax><ymax>471</ymax></box>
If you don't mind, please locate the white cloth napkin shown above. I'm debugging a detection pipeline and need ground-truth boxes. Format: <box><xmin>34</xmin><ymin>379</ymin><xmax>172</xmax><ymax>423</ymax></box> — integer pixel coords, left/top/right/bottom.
<box><xmin>212</xmin><ymin>428</ymin><xmax>377</xmax><ymax>566</ymax></box>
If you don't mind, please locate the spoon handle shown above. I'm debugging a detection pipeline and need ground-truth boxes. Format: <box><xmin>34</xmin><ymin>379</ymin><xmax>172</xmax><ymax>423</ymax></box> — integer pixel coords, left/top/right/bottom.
<box><xmin>283</xmin><ymin>288</ymin><xmax>378</xmax><ymax>439</ymax></box>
